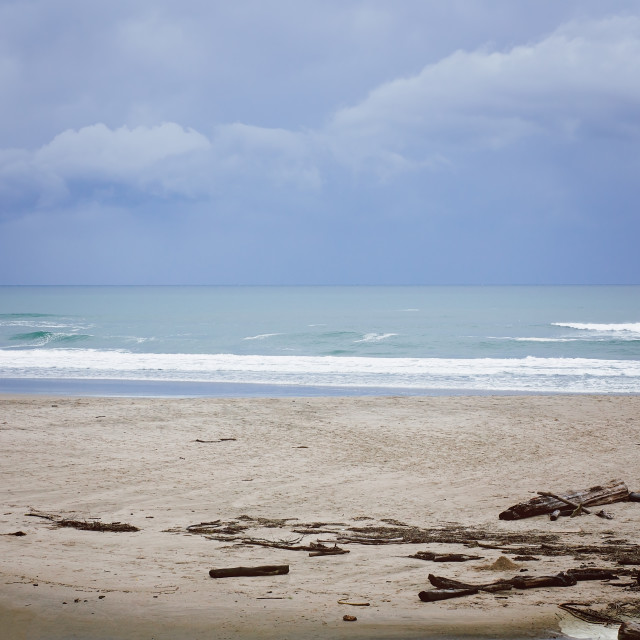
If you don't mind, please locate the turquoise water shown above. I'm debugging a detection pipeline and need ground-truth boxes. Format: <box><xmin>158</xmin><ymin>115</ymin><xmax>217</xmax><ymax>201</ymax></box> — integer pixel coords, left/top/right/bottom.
<box><xmin>0</xmin><ymin>285</ymin><xmax>639</xmax><ymax>395</ymax></box>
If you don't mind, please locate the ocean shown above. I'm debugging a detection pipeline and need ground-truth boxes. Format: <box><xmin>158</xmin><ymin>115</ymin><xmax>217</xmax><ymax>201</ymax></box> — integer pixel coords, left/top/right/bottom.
<box><xmin>0</xmin><ymin>285</ymin><xmax>638</xmax><ymax>396</ymax></box>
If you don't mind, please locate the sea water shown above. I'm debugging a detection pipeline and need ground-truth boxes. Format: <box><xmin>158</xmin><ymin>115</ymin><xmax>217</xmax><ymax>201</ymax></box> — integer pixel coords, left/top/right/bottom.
<box><xmin>0</xmin><ymin>285</ymin><xmax>638</xmax><ymax>396</ymax></box>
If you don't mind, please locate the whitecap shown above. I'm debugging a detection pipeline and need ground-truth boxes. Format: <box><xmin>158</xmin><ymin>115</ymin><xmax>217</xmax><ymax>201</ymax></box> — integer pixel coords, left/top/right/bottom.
<box><xmin>354</xmin><ymin>333</ymin><xmax>398</xmax><ymax>343</ymax></box>
<box><xmin>553</xmin><ymin>322</ymin><xmax>640</xmax><ymax>336</ymax></box>
<box><xmin>243</xmin><ymin>333</ymin><xmax>282</xmax><ymax>341</ymax></box>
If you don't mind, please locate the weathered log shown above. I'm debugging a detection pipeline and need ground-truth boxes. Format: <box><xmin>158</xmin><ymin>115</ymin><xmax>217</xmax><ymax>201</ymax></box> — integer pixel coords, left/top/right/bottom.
<box><xmin>550</xmin><ymin>509</ymin><xmax>562</xmax><ymax>521</ymax></box>
<box><xmin>619</xmin><ymin>621</ymin><xmax>640</xmax><ymax>640</ymax></box>
<box><xmin>499</xmin><ymin>480</ymin><xmax>629</xmax><ymax>520</ymax></box>
<box><xmin>309</xmin><ymin>545</ymin><xmax>350</xmax><ymax>556</ymax></box>
<box><xmin>539</xmin><ymin>492</ymin><xmax>613</xmax><ymax>519</ymax></box>
<box><xmin>410</xmin><ymin>551</ymin><xmax>483</xmax><ymax>562</ymax></box>
<box><xmin>209</xmin><ymin>565</ymin><xmax>289</xmax><ymax>579</ymax></box>
<box><xmin>510</xmin><ymin>572</ymin><xmax>576</xmax><ymax>589</ymax></box>
<box><xmin>418</xmin><ymin>588</ymin><xmax>478</xmax><ymax>602</ymax></box>
<box><xmin>566</xmin><ymin>568</ymin><xmax>618</xmax><ymax>581</ymax></box>
<box><xmin>427</xmin><ymin>573</ymin><xmax>510</xmax><ymax>593</ymax></box>
<box><xmin>428</xmin><ymin>574</ymin><xmax>473</xmax><ymax>590</ymax></box>
<box><xmin>428</xmin><ymin>571</ymin><xmax>576</xmax><ymax>593</ymax></box>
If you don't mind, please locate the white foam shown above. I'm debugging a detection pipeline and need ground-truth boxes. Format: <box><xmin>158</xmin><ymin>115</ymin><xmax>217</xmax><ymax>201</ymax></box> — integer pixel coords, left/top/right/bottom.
<box><xmin>0</xmin><ymin>349</ymin><xmax>639</xmax><ymax>393</ymax></box>
<box><xmin>511</xmin><ymin>337</ymin><xmax>579</xmax><ymax>343</ymax></box>
<box><xmin>354</xmin><ymin>333</ymin><xmax>397</xmax><ymax>343</ymax></box>
<box><xmin>553</xmin><ymin>322</ymin><xmax>640</xmax><ymax>337</ymax></box>
<box><xmin>243</xmin><ymin>333</ymin><xmax>282</xmax><ymax>341</ymax></box>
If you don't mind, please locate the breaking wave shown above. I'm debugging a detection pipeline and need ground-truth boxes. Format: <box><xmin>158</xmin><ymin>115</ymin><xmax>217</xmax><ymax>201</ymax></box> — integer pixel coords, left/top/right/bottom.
<box><xmin>354</xmin><ymin>333</ymin><xmax>398</xmax><ymax>343</ymax></box>
<box><xmin>0</xmin><ymin>349</ymin><xmax>638</xmax><ymax>394</ymax></box>
<box><xmin>553</xmin><ymin>322</ymin><xmax>640</xmax><ymax>337</ymax></box>
<box><xmin>8</xmin><ymin>331</ymin><xmax>91</xmax><ymax>347</ymax></box>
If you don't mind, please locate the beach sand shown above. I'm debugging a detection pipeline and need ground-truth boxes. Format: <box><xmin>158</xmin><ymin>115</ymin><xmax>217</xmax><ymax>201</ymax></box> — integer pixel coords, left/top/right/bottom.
<box><xmin>1</xmin><ymin>394</ymin><xmax>639</xmax><ymax>639</ymax></box>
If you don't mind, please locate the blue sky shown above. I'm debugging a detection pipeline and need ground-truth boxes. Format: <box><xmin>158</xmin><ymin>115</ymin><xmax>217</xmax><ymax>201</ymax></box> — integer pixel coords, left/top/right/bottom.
<box><xmin>1</xmin><ymin>0</ymin><xmax>639</xmax><ymax>284</ymax></box>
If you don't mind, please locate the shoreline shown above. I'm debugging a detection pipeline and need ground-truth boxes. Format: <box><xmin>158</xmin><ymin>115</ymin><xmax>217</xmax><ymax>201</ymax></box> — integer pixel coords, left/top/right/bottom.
<box><xmin>2</xmin><ymin>394</ymin><xmax>640</xmax><ymax>639</ymax></box>
<box><xmin>1</xmin><ymin>377</ymin><xmax>633</xmax><ymax>398</ymax></box>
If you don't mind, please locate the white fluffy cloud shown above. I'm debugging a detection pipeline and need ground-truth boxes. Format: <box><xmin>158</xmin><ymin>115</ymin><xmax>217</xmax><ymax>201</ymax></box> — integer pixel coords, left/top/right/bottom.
<box><xmin>327</xmin><ymin>16</ymin><xmax>640</xmax><ymax>169</ymax></box>
<box><xmin>35</xmin><ymin>123</ymin><xmax>211</xmax><ymax>176</ymax></box>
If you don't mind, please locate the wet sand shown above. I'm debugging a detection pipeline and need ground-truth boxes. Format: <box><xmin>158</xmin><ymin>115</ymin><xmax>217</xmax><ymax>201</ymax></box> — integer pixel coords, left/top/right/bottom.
<box><xmin>1</xmin><ymin>394</ymin><xmax>639</xmax><ymax>639</ymax></box>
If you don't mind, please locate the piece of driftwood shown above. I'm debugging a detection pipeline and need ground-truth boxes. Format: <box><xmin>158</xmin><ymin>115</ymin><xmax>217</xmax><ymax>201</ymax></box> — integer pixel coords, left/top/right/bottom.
<box><xmin>499</xmin><ymin>480</ymin><xmax>629</xmax><ymax>520</ymax></box>
<box><xmin>238</xmin><ymin>538</ymin><xmax>348</xmax><ymax>555</ymax></box>
<box><xmin>510</xmin><ymin>572</ymin><xmax>577</xmax><ymax>589</ymax></box>
<box><xmin>26</xmin><ymin>511</ymin><xmax>139</xmax><ymax>532</ymax></box>
<box><xmin>338</xmin><ymin>535</ymin><xmax>405</xmax><ymax>545</ymax></box>
<box><xmin>559</xmin><ymin>603</ymin><xmax>624</xmax><ymax>625</ymax></box>
<box><xmin>309</xmin><ymin>542</ymin><xmax>350</xmax><ymax>557</ymax></box>
<box><xmin>538</xmin><ymin>492</ymin><xmax>614</xmax><ymax>519</ymax></box>
<box><xmin>426</xmin><ymin>571</ymin><xmax>578</xmax><ymax>597</ymax></box>
<box><xmin>428</xmin><ymin>574</ymin><xmax>512</xmax><ymax>592</ymax></box>
<box><xmin>209</xmin><ymin>565</ymin><xmax>289</xmax><ymax>579</ymax></box>
<box><xmin>566</xmin><ymin>568</ymin><xmax>619</xmax><ymax>581</ymax></box>
<box><xmin>418</xmin><ymin>588</ymin><xmax>479</xmax><ymax>602</ymax></box>
<box><xmin>410</xmin><ymin>551</ymin><xmax>483</xmax><ymax>563</ymax></box>
<box><xmin>619</xmin><ymin>621</ymin><xmax>640</xmax><ymax>640</ymax></box>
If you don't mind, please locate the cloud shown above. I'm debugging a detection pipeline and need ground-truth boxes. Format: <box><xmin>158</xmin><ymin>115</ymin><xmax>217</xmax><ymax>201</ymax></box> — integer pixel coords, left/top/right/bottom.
<box><xmin>36</xmin><ymin>122</ymin><xmax>211</xmax><ymax>176</ymax></box>
<box><xmin>2</xmin><ymin>15</ymin><xmax>640</xmax><ymax>211</ymax></box>
<box><xmin>326</xmin><ymin>15</ymin><xmax>640</xmax><ymax>170</ymax></box>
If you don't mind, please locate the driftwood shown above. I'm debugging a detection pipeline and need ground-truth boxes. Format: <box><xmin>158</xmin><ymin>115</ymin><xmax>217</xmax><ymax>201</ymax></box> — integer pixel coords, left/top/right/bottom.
<box><xmin>427</xmin><ymin>568</ymin><xmax>618</xmax><ymax>597</ymax></box>
<box><xmin>209</xmin><ymin>565</ymin><xmax>289</xmax><ymax>579</ymax></box>
<box><xmin>418</xmin><ymin>588</ymin><xmax>479</xmax><ymax>602</ymax></box>
<box><xmin>619</xmin><ymin>621</ymin><xmax>640</xmax><ymax>640</ymax></box>
<box><xmin>428</xmin><ymin>574</ymin><xmax>512</xmax><ymax>593</ymax></box>
<box><xmin>510</xmin><ymin>572</ymin><xmax>577</xmax><ymax>589</ymax></box>
<box><xmin>566</xmin><ymin>568</ymin><xmax>619</xmax><ymax>581</ymax></box>
<box><xmin>499</xmin><ymin>480</ymin><xmax>629</xmax><ymax>520</ymax></box>
<box><xmin>338</xmin><ymin>535</ymin><xmax>405</xmax><ymax>545</ymax></box>
<box><xmin>559</xmin><ymin>603</ymin><xmax>624</xmax><ymax>625</ymax></box>
<box><xmin>26</xmin><ymin>511</ymin><xmax>139</xmax><ymax>532</ymax></box>
<box><xmin>308</xmin><ymin>542</ymin><xmax>350</xmax><ymax>557</ymax></box>
<box><xmin>538</xmin><ymin>491</ymin><xmax>614</xmax><ymax>519</ymax></box>
<box><xmin>239</xmin><ymin>538</ymin><xmax>348</xmax><ymax>556</ymax></box>
<box><xmin>410</xmin><ymin>551</ymin><xmax>483</xmax><ymax>563</ymax></box>
<box><xmin>423</xmin><ymin>570</ymin><xmax>580</xmax><ymax>601</ymax></box>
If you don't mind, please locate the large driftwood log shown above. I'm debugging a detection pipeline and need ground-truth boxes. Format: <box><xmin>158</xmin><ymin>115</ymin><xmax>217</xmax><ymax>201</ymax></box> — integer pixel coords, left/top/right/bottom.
<box><xmin>499</xmin><ymin>479</ymin><xmax>629</xmax><ymax>520</ymax></box>
<box><xmin>510</xmin><ymin>572</ymin><xmax>576</xmax><ymax>589</ymax></box>
<box><xmin>619</xmin><ymin>621</ymin><xmax>640</xmax><ymax>640</ymax></box>
<box><xmin>566</xmin><ymin>568</ymin><xmax>618</xmax><ymax>581</ymax></box>
<box><xmin>419</xmin><ymin>571</ymin><xmax>578</xmax><ymax>602</ymax></box>
<box><xmin>428</xmin><ymin>574</ymin><xmax>513</xmax><ymax>592</ymax></box>
<box><xmin>418</xmin><ymin>588</ymin><xmax>478</xmax><ymax>602</ymax></box>
<box><xmin>209</xmin><ymin>565</ymin><xmax>289</xmax><ymax>579</ymax></box>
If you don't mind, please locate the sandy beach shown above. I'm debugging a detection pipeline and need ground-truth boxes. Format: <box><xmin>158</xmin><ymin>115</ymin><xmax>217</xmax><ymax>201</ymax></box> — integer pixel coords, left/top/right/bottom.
<box><xmin>1</xmin><ymin>394</ymin><xmax>640</xmax><ymax>639</ymax></box>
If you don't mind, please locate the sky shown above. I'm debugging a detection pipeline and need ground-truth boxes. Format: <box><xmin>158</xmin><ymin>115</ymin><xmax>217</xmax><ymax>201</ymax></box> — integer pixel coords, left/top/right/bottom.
<box><xmin>1</xmin><ymin>0</ymin><xmax>639</xmax><ymax>285</ymax></box>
